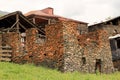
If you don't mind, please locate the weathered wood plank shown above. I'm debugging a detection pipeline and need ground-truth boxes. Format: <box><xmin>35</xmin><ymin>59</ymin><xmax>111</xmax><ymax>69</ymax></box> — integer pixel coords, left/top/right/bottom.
<box><xmin>0</xmin><ymin>46</ymin><xmax>12</xmax><ymax>49</ymax></box>
<box><xmin>0</xmin><ymin>58</ymin><xmax>11</xmax><ymax>61</ymax></box>
<box><xmin>0</xmin><ymin>54</ymin><xmax>12</xmax><ymax>57</ymax></box>
<box><xmin>0</xmin><ymin>50</ymin><xmax>12</xmax><ymax>52</ymax></box>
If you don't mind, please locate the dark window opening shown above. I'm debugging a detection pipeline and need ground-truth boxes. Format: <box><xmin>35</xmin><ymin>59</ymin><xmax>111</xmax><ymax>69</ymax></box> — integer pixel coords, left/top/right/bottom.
<box><xmin>20</xmin><ymin>33</ymin><xmax>26</xmax><ymax>53</ymax></box>
<box><xmin>112</xmin><ymin>20</ymin><xmax>118</xmax><ymax>26</ymax></box>
<box><xmin>106</xmin><ymin>20</ymin><xmax>119</xmax><ymax>26</ymax></box>
<box><xmin>95</xmin><ymin>59</ymin><xmax>101</xmax><ymax>73</ymax></box>
<box><xmin>109</xmin><ymin>39</ymin><xmax>117</xmax><ymax>51</ymax></box>
<box><xmin>116</xmin><ymin>38</ymin><xmax>120</xmax><ymax>48</ymax></box>
<box><xmin>82</xmin><ymin>57</ymin><xmax>86</xmax><ymax>64</ymax></box>
<box><xmin>35</xmin><ymin>33</ymin><xmax>46</xmax><ymax>44</ymax></box>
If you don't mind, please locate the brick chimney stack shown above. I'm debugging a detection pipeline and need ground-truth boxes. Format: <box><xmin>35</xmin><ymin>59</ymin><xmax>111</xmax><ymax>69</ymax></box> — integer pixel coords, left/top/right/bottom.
<box><xmin>41</xmin><ymin>7</ymin><xmax>54</xmax><ymax>15</ymax></box>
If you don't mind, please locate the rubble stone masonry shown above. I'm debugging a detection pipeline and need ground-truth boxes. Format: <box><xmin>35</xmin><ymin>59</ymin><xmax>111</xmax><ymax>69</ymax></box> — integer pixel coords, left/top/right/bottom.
<box><xmin>89</xmin><ymin>23</ymin><xmax>120</xmax><ymax>71</ymax></box>
<box><xmin>0</xmin><ymin>21</ymin><xmax>114</xmax><ymax>73</ymax></box>
<box><xmin>62</xmin><ymin>21</ymin><xmax>114</xmax><ymax>73</ymax></box>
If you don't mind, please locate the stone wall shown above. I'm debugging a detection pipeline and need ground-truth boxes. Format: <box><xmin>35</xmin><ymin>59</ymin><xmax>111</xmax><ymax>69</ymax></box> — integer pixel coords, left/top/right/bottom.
<box><xmin>0</xmin><ymin>21</ymin><xmax>114</xmax><ymax>73</ymax></box>
<box><xmin>62</xmin><ymin>21</ymin><xmax>114</xmax><ymax>73</ymax></box>
<box><xmin>78</xmin><ymin>30</ymin><xmax>114</xmax><ymax>73</ymax></box>
<box><xmin>89</xmin><ymin>23</ymin><xmax>120</xmax><ymax>71</ymax></box>
<box><xmin>62</xmin><ymin>21</ymin><xmax>81</xmax><ymax>72</ymax></box>
<box><xmin>89</xmin><ymin>24</ymin><xmax>120</xmax><ymax>36</ymax></box>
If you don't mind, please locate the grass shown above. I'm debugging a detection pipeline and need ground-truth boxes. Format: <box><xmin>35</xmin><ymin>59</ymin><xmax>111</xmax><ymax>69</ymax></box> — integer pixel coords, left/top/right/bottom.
<box><xmin>0</xmin><ymin>62</ymin><xmax>119</xmax><ymax>80</ymax></box>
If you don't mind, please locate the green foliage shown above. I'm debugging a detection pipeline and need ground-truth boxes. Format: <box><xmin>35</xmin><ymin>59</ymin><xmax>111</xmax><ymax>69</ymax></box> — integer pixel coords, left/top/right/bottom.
<box><xmin>0</xmin><ymin>62</ymin><xmax>119</xmax><ymax>80</ymax></box>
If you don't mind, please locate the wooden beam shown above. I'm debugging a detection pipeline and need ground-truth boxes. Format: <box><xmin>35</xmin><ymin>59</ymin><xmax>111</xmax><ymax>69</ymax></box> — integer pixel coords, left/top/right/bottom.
<box><xmin>19</xmin><ymin>22</ymin><xmax>27</xmax><ymax>30</ymax></box>
<box><xmin>19</xmin><ymin>14</ymin><xmax>45</xmax><ymax>34</ymax></box>
<box><xmin>7</xmin><ymin>19</ymin><xmax>19</xmax><ymax>32</ymax></box>
<box><xmin>34</xmin><ymin>16</ymin><xmax>49</xmax><ymax>20</ymax></box>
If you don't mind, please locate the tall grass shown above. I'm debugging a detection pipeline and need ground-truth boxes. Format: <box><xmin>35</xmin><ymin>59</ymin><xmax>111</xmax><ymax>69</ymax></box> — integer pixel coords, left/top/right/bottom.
<box><xmin>0</xmin><ymin>62</ymin><xmax>119</xmax><ymax>80</ymax></box>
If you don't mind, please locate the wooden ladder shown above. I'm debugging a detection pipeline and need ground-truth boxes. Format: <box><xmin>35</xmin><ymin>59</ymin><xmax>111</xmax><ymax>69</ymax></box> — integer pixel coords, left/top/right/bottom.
<box><xmin>0</xmin><ymin>46</ymin><xmax>12</xmax><ymax>62</ymax></box>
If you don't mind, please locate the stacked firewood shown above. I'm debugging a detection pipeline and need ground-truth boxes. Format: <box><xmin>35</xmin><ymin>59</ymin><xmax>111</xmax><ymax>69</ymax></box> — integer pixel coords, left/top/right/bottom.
<box><xmin>17</xmin><ymin>23</ymin><xmax>64</xmax><ymax>68</ymax></box>
<box><xmin>32</xmin><ymin>22</ymin><xmax>64</xmax><ymax>68</ymax></box>
<box><xmin>2</xmin><ymin>32</ymin><xmax>20</xmax><ymax>62</ymax></box>
<box><xmin>77</xmin><ymin>31</ymin><xmax>100</xmax><ymax>47</ymax></box>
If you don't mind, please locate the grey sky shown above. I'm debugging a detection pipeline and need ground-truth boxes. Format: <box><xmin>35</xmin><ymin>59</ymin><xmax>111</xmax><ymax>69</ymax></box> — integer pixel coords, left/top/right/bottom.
<box><xmin>0</xmin><ymin>0</ymin><xmax>120</xmax><ymax>25</ymax></box>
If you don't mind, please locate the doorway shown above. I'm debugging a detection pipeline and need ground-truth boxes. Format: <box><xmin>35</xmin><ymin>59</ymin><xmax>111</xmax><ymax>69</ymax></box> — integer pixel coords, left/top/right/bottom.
<box><xmin>95</xmin><ymin>59</ymin><xmax>101</xmax><ymax>73</ymax></box>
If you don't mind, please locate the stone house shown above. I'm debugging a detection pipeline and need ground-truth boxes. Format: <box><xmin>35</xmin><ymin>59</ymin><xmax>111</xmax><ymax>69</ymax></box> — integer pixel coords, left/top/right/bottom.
<box><xmin>0</xmin><ymin>7</ymin><xmax>115</xmax><ymax>73</ymax></box>
<box><xmin>24</xmin><ymin>7</ymin><xmax>88</xmax><ymax>35</ymax></box>
<box><xmin>89</xmin><ymin>16</ymin><xmax>120</xmax><ymax>71</ymax></box>
<box><xmin>24</xmin><ymin>7</ymin><xmax>114</xmax><ymax>73</ymax></box>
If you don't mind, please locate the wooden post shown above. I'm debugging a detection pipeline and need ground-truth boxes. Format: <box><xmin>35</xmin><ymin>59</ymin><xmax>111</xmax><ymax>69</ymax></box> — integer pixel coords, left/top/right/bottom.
<box><xmin>48</xmin><ymin>19</ymin><xmax>51</xmax><ymax>25</ymax></box>
<box><xmin>16</xmin><ymin>13</ymin><xmax>21</xmax><ymax>53</ymax></box>
<box><xmin>110</xmin><ymin>22</ymin><xmax>113</xmax><ymax>25</ymax></box>
<box><xmin>33</xmin><ymin>18</ymin><xmax>36</xmax><ymax>24</ymax></box>
<box><xmin>16</xmin><ymin>13</ymin><xmax>19</xmax><ymax>33</ymax></box>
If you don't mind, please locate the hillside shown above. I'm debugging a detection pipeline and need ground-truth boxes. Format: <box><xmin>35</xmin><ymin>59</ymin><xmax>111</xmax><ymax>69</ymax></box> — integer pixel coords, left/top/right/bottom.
<box><xmin>0</xmin><ymin>62</ymin><xmax>119</xmax><ymax>80</ymax></box>
<box><xmin>0</xmin><ymin>10</ymin><xmax>8</xmax><ymax>16</ymax></box>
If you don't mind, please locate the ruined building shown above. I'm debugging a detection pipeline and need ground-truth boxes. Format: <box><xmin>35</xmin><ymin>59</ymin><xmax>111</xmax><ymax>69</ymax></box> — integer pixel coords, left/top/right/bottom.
<box><xmin>89</xmin><ymin>17</ymin><xmax>120</xmax><ymax>71</ymax></box>
<box><xmin>0</xmin><ymin>7</ymin><xmax>115</xmax><ymax>73</ymax></box>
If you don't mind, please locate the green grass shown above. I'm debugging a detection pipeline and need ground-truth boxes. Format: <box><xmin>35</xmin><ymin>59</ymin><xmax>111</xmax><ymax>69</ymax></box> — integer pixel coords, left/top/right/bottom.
<box><xmin>0</xmin><ymin>62</ymin><xmax>119</xmax><ymax>80</ymax></box>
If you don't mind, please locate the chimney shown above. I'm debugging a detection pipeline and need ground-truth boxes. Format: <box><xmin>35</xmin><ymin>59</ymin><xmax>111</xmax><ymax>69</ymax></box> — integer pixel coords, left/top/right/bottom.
<box><xmin>41</xmin><ymin>7</ymin><xmax>54</xmax><ymax>15</ymax></box>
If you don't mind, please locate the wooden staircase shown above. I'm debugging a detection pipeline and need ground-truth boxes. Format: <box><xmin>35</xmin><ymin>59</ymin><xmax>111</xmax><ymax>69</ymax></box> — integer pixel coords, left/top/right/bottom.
<box><xmin>0</xmin><ymin>46</ymin><xmax>12</xmax><ymax>62</ymax></box>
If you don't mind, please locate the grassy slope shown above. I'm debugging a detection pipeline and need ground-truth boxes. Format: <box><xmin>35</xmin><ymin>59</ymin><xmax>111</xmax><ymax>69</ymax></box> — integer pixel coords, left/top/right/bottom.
<box><xmin>0</xmin><ymin>62</ymin><xmax>119</xmax><ymax>80</ymax></box>
<box><xmin>0</xmin><ymin>15</ymin><xmax>2</xmax><ymax>17</ymax></box>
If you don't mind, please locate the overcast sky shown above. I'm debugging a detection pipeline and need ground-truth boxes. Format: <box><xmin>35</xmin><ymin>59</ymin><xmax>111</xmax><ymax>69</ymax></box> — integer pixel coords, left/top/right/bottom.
<box><xmin>0</xmin><ymin>0</ymin><xmax>120</xmax><ymax>25</ymax></box>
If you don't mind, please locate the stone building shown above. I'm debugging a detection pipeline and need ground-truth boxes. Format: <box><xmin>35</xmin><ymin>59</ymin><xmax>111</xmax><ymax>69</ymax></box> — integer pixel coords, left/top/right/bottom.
<box><xmin>62</xmin><ymin>22</ymin><xmax>114</xmax><ymax>73</ymax></box>
<box><xmin>89</xmin><ymin>16</ymin><xmax>120</xmax><ymax>71</ymax></box>
<box><xmin>24</xmin><ymin>7</ymin><xmax>88</xmax><ymax>35</ymax></box>
<box><xmin>0</xmin><ymin>7</ymin><xmax>115</xmax><ymax>73</ymax></box>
